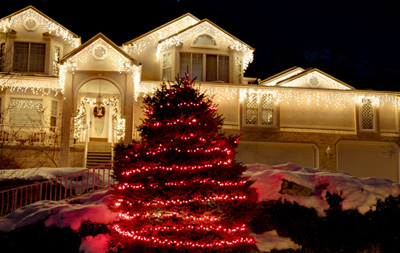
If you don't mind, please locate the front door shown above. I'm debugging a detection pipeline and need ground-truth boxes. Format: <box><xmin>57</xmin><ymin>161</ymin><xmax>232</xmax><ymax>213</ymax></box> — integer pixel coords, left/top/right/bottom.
<box><xmin>89</xmin><ymin>102</ymin><xmax>110</xmax><ymax>142</ymax></box>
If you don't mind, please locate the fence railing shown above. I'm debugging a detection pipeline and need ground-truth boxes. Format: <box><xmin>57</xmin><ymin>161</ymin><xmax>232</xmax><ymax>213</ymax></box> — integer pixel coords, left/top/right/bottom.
<box><xmin>0</xmin><ymin>162</ymin><xmax>115</xmax><ymax>217</ymax></box>
<box><xmin>0</xmin><ymin>124</ymin><xmax>60</xmax><ymax>145</ymax></box>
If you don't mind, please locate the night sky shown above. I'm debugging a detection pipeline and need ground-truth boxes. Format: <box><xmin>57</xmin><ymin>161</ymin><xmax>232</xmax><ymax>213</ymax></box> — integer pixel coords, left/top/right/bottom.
<box><xmin>1</xmin><ymin>0</ymin><xmax>400</xmax><ymax>90</ymax></box>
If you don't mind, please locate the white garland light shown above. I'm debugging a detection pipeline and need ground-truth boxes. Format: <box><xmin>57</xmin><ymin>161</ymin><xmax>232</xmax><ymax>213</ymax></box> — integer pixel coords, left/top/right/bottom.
<box><xmin>156</xmin><ymin>21</ymin><xmax>254</xmax><ymax>71</ymax></box>
<box><xmin>0</xmin><ymin>77</ymin><xmax>62</xmax><ymax>96</ymax></box>
<box><xmin>261</xmin><ymin>69</ymin><xmax>304</xmax><ymax>86</ymax></box>
<box><xmin>10</xmin><ymin>98</ymin><xmax>43</xmax><ymax>110</ymax></box>
<box><xmin>123</xmin><ymin>15</ymin><xmax>198</xmax><ymax>54</ymax></box>
<box><xmin>74</xmin><ymin>97</ymin><xmax>125</xmax><ymax>141</ymax></box>
<box><xmin>0</xmin><ymin>8</ymin><xmax>79</xmax><ymax>48</ymax></box>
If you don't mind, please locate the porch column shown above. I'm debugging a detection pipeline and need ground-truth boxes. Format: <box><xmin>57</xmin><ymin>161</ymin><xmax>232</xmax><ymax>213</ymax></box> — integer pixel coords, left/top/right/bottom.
<box><xmin>60</xmin><ymin>73</ymin><xmax>74</xmax><ymax>167</ymax></box>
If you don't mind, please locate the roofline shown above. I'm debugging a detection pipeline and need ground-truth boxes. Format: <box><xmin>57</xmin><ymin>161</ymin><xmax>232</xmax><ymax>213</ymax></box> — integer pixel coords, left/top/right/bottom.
<box><xmin>123</xmin><ymin>13</ymin><xmax>200</xmax><ymax>46</ymax></box>
<box><xmin>276</xmin><ymin>68</ymin><xmax>356</xmax><ymax>90</ymax></box>
<box><xmin>60</xmin><ymin>33</ymin><xmax>139</xmax><ymax>65</ymax></box>
<box><xmin>260</xmin><ymin>66</ymin><xmax>304</xmax><ymax>84</ymax></box>
<box><xmin>158</xmin><ymin>18</ymin><xmax>255</xmax><ymax>51</ymax></box>
<box><xmin>1</xmin><ymin>5</ymin><xmax>80</xmax><ymax>39</ymax></box>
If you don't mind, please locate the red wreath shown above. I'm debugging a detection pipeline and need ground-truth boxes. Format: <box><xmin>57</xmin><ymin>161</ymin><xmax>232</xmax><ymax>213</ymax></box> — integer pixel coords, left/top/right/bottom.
<box><xmin>94</xmin><ymin>106</ymin><xmax>105</xmax><ymax>118</ymax></box>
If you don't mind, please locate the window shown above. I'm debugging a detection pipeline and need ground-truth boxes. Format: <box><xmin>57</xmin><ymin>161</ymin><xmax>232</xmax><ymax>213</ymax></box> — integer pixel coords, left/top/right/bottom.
<box><xmin>245</xmin><ymin>92</ymin><xmax>275</xmax><ymax>127</ymax></box>
<box><xmin>193</xmin><ymin>35</ymin><xmax>216</xmax><ymax>47</ymax></box>
<box><xmin>180</xmin><ymin>53</ymin><xmax>229</xmax><ymax>82</ymax></box>
<box><xmin>13</xmin><ymin>42</ymin><xmax>45</xmax><ymax>73</ymax></box>
<box><xmin>9</xmin><ymin>98</ymin><xmax>43</xmax><ymax>126</ymax></box>
<box><xmin>162</xmin><ymin>53</ymin><xmax>172</xmax><ymax>81</ymax></box>
<box><xmin>53</xmin><ymin>46</ymin><xmax>60</xmax><ymax>76</ymax></box>
<box><xmin>0</xmin><ymin>43</ymin><xmax>5</xmax><ymax>72</ymax></box>
<box><xmin>234</xmin><ymin>57</ymin><xmax>243</xmax><ymax>84</ymax></box>
<box><xmin>360</xmin><ymin>98</ymin><xmax>375</xmax><ymax>130</ymax></box>
<box><xmin>50</xmin><ymin>100</ymin><xmax>58</xmax><ymax>132</ymax></box>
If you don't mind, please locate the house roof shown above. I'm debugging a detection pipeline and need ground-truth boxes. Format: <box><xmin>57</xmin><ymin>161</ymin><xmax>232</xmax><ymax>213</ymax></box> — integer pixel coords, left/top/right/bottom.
<box><xmin>158</xmin><ymin>18</ymin><xmax>254</xmax><ymax>50</ymax></box>
<box><xmin>260</xmin><ymin>66</ymin><xmax>305</xmax><ymax>86</ymax></box>
<box><xmin>123</xmin><ymin>13</ymin><xmax>200</xmax><ymax>46</ymax></box>
<box><xmin>60</xmin><ymin>33</ymin><xmax>139</xmax><ymax>65</ymax></box>
<box><xmin>0</xmin><ymin>5</ymin><xmax>79</xmax><ymax>39</ymax></box>
<box><xmin>276</xmin><ymin>68</ymin><xmax>355</xmax><ymax>90</ymax></box>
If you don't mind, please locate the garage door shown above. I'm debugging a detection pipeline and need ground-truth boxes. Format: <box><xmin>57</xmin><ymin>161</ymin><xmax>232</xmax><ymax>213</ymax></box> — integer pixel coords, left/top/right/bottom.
<box><xmin>236</xmin><ymin>142</ymin><xmax>318</xmax><ymax>168</ymax></box>
<box><xmin>337</xmin><ymin>141</ymin><xmax>399</xmax><ymax>182</ymax></box>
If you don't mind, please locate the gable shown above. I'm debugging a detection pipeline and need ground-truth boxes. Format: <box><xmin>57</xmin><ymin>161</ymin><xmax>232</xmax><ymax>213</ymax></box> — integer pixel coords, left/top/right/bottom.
<box><xmin>277</xmin><ymin>69</ymin><xmax>354</xmax><ymax>90</ymax></box>
<box><xmin>260</xmin><ymin>67</ymin><xmax>305</xmax><ymax>86</ymax></box>
<box><xmin>157</xmin><ymin>19</ymin><xmax>254</xmax><ymax>71</ymax></box>
<box><xmin>0</xmin><ymin>6</ymin><xmax>80</xmax><ymax>48</ymax></box>
<box><xmin>123</xmin><ymin>13</ymin><xmax>199</xmax><ymax>54</ymax></box>
<box><xmin>61</xmin><ymin>34</ymin><xmax>138</xmax><ymax>72</ymax></box>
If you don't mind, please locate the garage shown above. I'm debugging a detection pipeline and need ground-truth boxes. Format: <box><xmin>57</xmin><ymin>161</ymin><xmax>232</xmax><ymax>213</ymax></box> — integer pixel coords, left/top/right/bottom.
<box><xmin>236</xmin><ymin>141</ymin><xmax>318</xmax><ymax>168</ymax></box>
<box><xmin>337</xmin><ymin>141</ymin><xmax>399</xmax><ymax>182</ymax></box>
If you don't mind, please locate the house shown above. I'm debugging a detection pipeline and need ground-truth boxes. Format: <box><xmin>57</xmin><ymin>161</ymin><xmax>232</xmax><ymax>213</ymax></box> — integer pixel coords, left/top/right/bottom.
<box><xmin>1</xmin><ymin>6</ymin><xmax>399</xmax><ymax>182</ymax></box>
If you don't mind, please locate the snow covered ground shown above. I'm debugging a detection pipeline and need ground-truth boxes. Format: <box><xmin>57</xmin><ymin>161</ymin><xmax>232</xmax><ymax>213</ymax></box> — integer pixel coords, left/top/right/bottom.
<box><xmin>1</xmin><ymin>163</ymin><xmax>400</xmax><ymax>252</ymax></box>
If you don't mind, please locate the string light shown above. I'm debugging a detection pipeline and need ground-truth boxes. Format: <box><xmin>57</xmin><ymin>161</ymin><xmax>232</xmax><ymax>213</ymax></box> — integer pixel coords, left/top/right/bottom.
<box><xmin>279</xmin><ymin>71</ymin><xmax>352</xmax><ymax>90</ymax></box>
<box><xmin>121</xmin><ymin>159</ymin><xmax>232</xmax><ymax>176</ymax></box>
<box><xmin>156</xmin><ymin>21</ymin><xmax>254</xmax><ymax>71</ymax></box>
<box><xmin>118</xmin><ymin>211</ymin><xmax>219</xmax><ymax>222</ymax></box>
<box><xmin>73</xmin><ymin>97</ymin><xmax>125</xmax><ymax>141</ymax></box>
<box><xmin>0</xmin><ymin>7</ymin><xmax>80</xmax><ymax>48</ymax></box>
<box><xmin>117</xmin><ymin>178</ymin><xmax>247</xmax><ymax>190</ymax></box>
<box><xmin>113</xmin><ymin>224</ymin><xmax>247</xmax><ymax>234</ymax></box>
<box><xmin>9</xmin><ymin>98</ymin><xmax>42</xmax><ymax>110</ymax></box>
<box><xmin>118</xmin><ymin>193</ymin><xmax>247</xmax><ymax>207</ymax></box>
<box><xmin>261</xmin><ymin>68</ymin><xmax>304</xmax><ymax>86</ymax></box>
<box><xmin>0</xmin><ymin>77</ymin><xmax>62</xmax><ymax>95</ymax></box>
<box><xmin>113</xmin><ymin>224</ymin><xmax>255</xmax><ymax>248</ymax></box>
<box><xmin>123</xmin><ymin>15</ymin><xmax>198</xmax><ymax>54</ymax></box>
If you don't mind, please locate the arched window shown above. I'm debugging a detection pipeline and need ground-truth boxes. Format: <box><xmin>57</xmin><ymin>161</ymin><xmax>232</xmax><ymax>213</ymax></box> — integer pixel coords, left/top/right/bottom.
<box><xmin>193</xmin><ymin>35</ymin><xmax>216</xmax><ymax>46</ymax></box>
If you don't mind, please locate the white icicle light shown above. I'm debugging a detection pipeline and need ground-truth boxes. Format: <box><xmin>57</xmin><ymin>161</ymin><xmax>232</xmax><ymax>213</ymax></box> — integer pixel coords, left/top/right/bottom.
<box><xmin>156</xmin><ymin>21</ymin><xmax>254</xmax><ymax>71</ymax></box>
<box><xmin>0</xmin><ymin>8</ymin><xmax>79</xmax><ymax>48</ymax></box>
<box><xmin>124</xmin><ymin>16</ymin><xmax>198</xmax><ymax>54</ymax></box>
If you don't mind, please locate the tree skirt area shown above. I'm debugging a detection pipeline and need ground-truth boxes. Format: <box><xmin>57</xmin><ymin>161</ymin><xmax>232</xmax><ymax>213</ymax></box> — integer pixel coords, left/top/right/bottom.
<box><xmin>1</xmin><ymin>163</ymin><xmax>400</xmax><ymax>252</ymax></box>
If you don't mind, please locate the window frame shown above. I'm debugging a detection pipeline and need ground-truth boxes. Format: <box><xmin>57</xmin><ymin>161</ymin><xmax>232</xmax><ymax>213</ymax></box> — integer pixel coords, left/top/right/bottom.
<box><xmin>358</xmin><ymin>98</ymin><xmax>378</xmax><ymax>132</ymax></box>
<box><xmin>191</xmin><ymin>34</ymin><xmax>219</xmax><ymax>49</ymax></box>
<box><xmin>179</xmin><ymin>52</ymin><xmax>229</xmax><ymax>83</ymax></box>
<box><xmin>243</xmin><ymin>92</ymin><xmax>277</xmax><ymax>128</ymax></box>
<box><xmin>162</xmin><ymin>52</ymin><xmax>172</xmax><ymax>81</ymax></box>
<box><xmin>12</xmin><ymin>42</ymin><xmax>46</xmax><ymax>73</ymax></box>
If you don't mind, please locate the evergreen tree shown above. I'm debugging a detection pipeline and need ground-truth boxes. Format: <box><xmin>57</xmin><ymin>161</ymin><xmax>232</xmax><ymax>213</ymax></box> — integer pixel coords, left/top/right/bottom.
<box><xmin>110</xmin><ymin>74</ymin><xmax>257</xmax><ymax>252</ymax></box>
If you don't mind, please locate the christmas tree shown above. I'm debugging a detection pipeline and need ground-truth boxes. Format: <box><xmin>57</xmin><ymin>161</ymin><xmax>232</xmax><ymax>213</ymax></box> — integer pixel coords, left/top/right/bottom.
<box><xmin>110</xmin><ymin>74</ymin><xmax>257</xmax><ymax>252</ymax></box>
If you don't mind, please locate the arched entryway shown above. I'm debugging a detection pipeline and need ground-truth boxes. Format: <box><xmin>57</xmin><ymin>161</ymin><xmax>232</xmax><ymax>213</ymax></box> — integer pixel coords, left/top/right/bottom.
<box><xmin>75</xmin><ymin>78</ymin><xmax>123</xmax><ymax>167</ymax></box>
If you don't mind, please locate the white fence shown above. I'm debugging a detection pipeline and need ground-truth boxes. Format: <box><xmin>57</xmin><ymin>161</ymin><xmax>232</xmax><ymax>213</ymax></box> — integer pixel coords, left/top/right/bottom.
<box><xmin>0</xmin><ymin>162</ymin><xmax>115</xmax><ymax>216</ymax></box>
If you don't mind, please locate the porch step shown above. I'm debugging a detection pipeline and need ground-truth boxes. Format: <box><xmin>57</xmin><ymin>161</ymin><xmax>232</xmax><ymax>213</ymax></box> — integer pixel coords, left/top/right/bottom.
<box><xmin>86</xmin><ymin>142</ymin><xmax>113</xmax><ymax>168</ymax></box>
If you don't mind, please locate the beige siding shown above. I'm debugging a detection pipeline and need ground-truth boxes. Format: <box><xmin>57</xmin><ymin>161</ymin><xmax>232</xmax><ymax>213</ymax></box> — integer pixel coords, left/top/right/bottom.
<box><xmin>337</xmin><ymin>141</ymin><xmax>399</xmax><ymax>182</ymax></box>
<box><xmin>236</xmin><ymin>142</ymin><xmax>318</xmax><ymax>168</ymax></box>
<box><xmin>280</xmin><ymin>96</ymin><xmax>355</xmax><ymax>130</ymax></box>
<box><xmin>379</xmin><ymin>102</ymin><xmax>398</xmax><ymax>133</ymax></box>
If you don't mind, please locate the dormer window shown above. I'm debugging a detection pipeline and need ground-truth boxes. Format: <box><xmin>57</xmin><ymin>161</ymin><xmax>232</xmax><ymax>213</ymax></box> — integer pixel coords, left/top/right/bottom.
<box><xmin>13</xmin><ymin>42</ymin><xmax>45</xmax><ymax>73</ymax></box>
<box><xmin>193</xmin><ymin>34</ymin><xmax>216</xmax><ymax>47</ymax></box>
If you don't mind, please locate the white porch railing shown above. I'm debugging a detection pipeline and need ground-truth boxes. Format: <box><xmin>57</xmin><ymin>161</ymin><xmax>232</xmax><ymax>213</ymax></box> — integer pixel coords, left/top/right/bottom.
<box><xmin>0</xmin><ymin>162</ymin><xmax>115</xmax><ymax>217</ymax></box>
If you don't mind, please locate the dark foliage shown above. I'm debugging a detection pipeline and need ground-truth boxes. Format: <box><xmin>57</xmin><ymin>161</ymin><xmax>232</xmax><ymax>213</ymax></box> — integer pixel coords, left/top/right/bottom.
<box><xmin>0</xmin><ymin>220</ymin><xmax>110</xmax><ymax>253</ymax></box>
<box><xmin>252</xmin><ymin>194</ymin><xmax>400</xmax><ymax>252</ymax></box>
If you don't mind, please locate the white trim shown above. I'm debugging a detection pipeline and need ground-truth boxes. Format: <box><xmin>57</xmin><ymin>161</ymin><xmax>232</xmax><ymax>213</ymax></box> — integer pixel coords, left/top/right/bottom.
<box><xmin>191</xmin><ymin>33</ymin><xmax>219</xmax><ymax>49</ymax></box>
<box><xmin>358</xmin><ymin>98</ymin><xmax>378</xmax><ymax>133</ymax></box>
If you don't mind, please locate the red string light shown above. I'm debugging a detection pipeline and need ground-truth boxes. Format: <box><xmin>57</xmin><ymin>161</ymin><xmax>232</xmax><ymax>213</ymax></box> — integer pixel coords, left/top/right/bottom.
<box><xmin>113</xmin><ymin>224</ymin><xmax>255</xmax><ymax>248</ymax></box>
